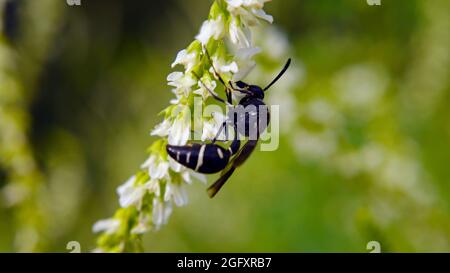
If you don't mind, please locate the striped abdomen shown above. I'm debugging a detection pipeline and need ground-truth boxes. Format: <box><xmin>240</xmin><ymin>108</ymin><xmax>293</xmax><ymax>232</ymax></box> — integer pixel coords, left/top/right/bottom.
<box><xmin>166</xmin><ymin>143</ymin><xmax>232</xmax><ymax>174</ymax></box>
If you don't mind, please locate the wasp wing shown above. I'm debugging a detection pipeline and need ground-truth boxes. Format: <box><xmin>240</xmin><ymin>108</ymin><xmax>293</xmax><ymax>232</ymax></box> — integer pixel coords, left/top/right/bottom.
<box><xmin>207</xmin><ymin>139</ymin><xmax>258</xmax><ymax>198</ymax></box>
<box><xmin>207</xmin><ymin>166</ymin><xmax>236</xmax><ymax>198</ymax></box>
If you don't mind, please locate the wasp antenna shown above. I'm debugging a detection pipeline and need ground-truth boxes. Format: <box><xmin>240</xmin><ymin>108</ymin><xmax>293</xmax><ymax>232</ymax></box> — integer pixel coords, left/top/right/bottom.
<box><xmin>263</xmin><ymin>58</ymin><xmax>292</xmax><ymax>91</ymax></box>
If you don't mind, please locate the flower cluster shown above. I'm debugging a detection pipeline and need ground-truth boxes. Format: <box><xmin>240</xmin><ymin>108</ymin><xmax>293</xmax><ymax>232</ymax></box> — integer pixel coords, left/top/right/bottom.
<box><xmin>93</xmin><ymin>0</ymin><xmax>273</xmax><ymax>252</ymax></box>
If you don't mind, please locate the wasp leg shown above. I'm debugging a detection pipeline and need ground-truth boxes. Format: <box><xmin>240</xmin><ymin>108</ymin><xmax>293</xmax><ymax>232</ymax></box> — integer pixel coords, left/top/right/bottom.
<box><xmin>212</xmin><ymin>121</ymin><xmax>227</xmax><ymax>144</ymax></box>
<box><xmin>192</xmin><ymin>71</ymin><xmax>231</xmax><ymax>106</ymax></box>
<box><xmin>204</xmin><ymin>47</ymin><xmax>233</xmax><ymax>104</ymax></box>
<box><xmin>229</xmin><ymin>81</ymin><xmax>252</xmax><ymax>96</ymax></box>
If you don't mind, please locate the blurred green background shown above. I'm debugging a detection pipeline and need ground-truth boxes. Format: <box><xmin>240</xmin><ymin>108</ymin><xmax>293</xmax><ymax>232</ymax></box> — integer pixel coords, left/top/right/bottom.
<box><xmin>1</xmin><ymin>0</ymin><xmax>450</xmax><ymax>252</ymax></box>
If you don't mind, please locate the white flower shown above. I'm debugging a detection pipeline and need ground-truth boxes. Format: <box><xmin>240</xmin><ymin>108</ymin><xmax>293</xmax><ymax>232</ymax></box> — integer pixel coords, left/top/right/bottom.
<box><xmin>144</xmin><ymin>179</ymin><xmax>161</xmax><ymax>197</ymax></box>
<box><xmin>167</xmin><ymin>71</ymin><xmax>196</xmax><ymax>97</ymax></box>
<box><xmin>168</xmin><ymin>106</ymin><xmax>191</xmax><ymax>145</ymax></box>
<box><xmin>212</xmin><ymin>56</ymin><xmax>239</xmax><ymax>74</ymax></box>
<box><xmin>151</xmin><ymin>118</ymin><xmax>172</xmax><ymax>137</ymax></box>
<box><xmin>172</xmin><ymin>49</ymin><xmax>197</xmax><ymax>72</ymax></box>
<box><xmin>229</xmin><ymin>17</ymin><xmax>252</xmax><ymax>48</ymax></box>
<box><xmin>201</xmin><ymin>112</ymin><xmax>227</xmax><ymax>141</ymax></box>
<box><xmin>193</xmin><ymin>78</ymin><xmax>217</xmax><ymax>99</ymax></box>
<box><xmin>226</xmin><ymin>0</ymin><xmax>273</xmax><ymax>26</ymax></box>
<box><xmin>117</xmin><ymin>175</ymin><xmax>147</xmax><ymax>208</ymax></box>
<box><xmin>152</xmin><ymin>199</ymin><xmax>173</xmax><ymax>228</ymax></box>
<box><xmin>92</xmin><ymin>218</ymin><xmax>120</xmax><ymax>234</ymax></box>
<box><xmin>195</xmin><ymin>15</ymin><xmax>226</xmax><ymax>45</ymax></box>
<box><xmin>141</xmin><ymin>155</ymin><xmax>169</xmax><ymax>180</ymax></box>
<box><xmin>233</xmin><ymin>47</ymin><xmax>261</xmax><ymax>80</ymax></box>
<box><xmin>164</xmin><ymin>181</ymin><xmax>188</xmax><ymax>206</ymax></box>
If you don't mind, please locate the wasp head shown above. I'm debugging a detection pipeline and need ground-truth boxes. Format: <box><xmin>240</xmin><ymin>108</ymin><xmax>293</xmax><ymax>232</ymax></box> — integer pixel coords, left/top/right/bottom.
<box><xmin>235</xmin><ymin>81</ymin><xmax>264</xmax><ymax>99</ymax></box>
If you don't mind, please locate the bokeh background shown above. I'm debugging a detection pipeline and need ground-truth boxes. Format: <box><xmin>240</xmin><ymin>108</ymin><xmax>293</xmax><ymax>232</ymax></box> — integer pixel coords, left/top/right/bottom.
<box><xmin>1</xmin><ymin>0</ymin><xmax>450</xmax><ymax>252</ymax></box>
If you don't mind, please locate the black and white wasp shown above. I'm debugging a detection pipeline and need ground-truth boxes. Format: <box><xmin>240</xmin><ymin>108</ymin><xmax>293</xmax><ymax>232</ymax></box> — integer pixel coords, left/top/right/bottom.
<box><xmin>167</xmin><ymin>50</ymin><xmax>291</xmax><ymax>197</ymax></box>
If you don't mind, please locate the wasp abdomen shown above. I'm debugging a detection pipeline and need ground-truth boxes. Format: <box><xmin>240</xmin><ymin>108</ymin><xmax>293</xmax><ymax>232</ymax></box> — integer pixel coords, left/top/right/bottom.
<box><xmin>166</xmin><ymin>143</ymin><xmax>231</xmax><ymax>174</ymax></box>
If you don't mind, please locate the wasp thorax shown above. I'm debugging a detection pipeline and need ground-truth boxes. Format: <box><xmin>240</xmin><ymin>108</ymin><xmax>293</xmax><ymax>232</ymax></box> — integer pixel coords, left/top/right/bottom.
<box><xmin>228</xmin><ymin>100</ymin><xmax>270</xmax><ymax>140</ymax></box>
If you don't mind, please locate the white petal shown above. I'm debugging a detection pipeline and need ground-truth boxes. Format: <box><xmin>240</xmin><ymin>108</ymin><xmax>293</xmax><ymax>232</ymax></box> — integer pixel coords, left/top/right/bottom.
<box><xmin>149</xmin><ymin>160</ymin><xmax>169</xmax><ymax>180</ymax></box>
<box><xmin>226</xmin><ymin>0</ymin><xmax>244</xmax><ymax>9</ymax></box>
<box><xmin>151</xmin><ymin>119</ymin><xmax>172</xmax><ymax>137</ymax></box>
<box><xmin>92</xmin><ymin>218</ymin><xmax>120</xmax><ymax>234</ymax></box>
<box><xmin>220</xmin><ymin>61</ymin><xmax>239</xmax><ymax>73</ymax></box>
<box><xmin>195</xmin><ymin>16</ymin><xmax>225</xmax><ymax>45</ymax></box>
<box><xmin>117</xmin><ymin>175</ymin><xmax>136</xmax><ymax>197</ymax></box>
<box><xmin>168</xmin><ymin>111</ymin><xmax>191</xmax><ymax>145</ymax></box>
<box><xmin>141</xmin><ymin>155</ymin><xmax>155</xmax><ymax>170</ymax></box>
<box><xmin>195</xmin><ymin>20</ymin><xmax>214</xmax><ymax>45</ymax></box>
<box><xmin>167</xmin><ymin>71</ymin><xmax>183</xmax><ymax>85</ymax></box>
<box><xmin>235</xmin><ymin>47</ymin><xmax>261</xmax><ymax>60</ymax></box>
<box><xmin>252</xmin><ymin>8</ymin><xmax>273</xmax><ymax>23</ymax></box>
<box><xmin>172</xmin><ymin>49</ymin><xmax>197</xmax><ymax>71</ymax></box>
<box><xmin>189</xmin><ymin>171</ymin><xmax>207</xmax><ymax>184</ymax></box>
<box><xmin>172</xmin><ymin>49</ymin><xmax>188</xmax><ymax>68</ymax></box>
<box><xmin>201</xmin><ymin>120</ymin><xmax>215</xmax><ymax>141</ymax></box>
<box><xmin>182</xmin><ymin>171</ymin><xmax>192</xmax><ymax>184</ymax></box>
<box><xmin>229</xmin><ymin>18</ymin><xmax>251</xmax><ymax>48</ymax></box>
<box><xmin>152</xmin><ymin>199</ymin><xmax>173</xmax><ymax>228</ymax></box>
<box><xmin>118</xmin><ymin>184</ymin><xmax>146</xmax><ymax>208</ymax></box>
<box><xmin>168</xmin><ymin>157</ymin><xmax>184</xmax><ymax>172</ymax></box>
<box><xmin>144</xmin><ymin>179</ymin><xmax>161</xmax><ymax>196</ymax></box>
<box><xmin>164</xmin><ymin>182</ymin><xmax>188</xmax><ymax>206</ymax></box>
<box><xmin>233</xmin><ymin>60</ymin><xmax>256</xmax><ymax>80</ymax></box>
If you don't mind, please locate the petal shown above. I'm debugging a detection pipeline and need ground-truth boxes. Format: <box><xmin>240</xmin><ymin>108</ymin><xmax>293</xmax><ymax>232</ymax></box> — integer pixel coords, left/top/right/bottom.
<box><xmin>171</xmin><ymin>49</ymin><xmax>188</xmax><ymax>68</ymax></box>
<box><xmin>151</xmin><ymin>119</ymin><xmax>172</xmax><ymax>137</ymax></box>
<box><xmin>235</xmin><ymin>47</ymin><xmax>261</xmax><ymax>60</ymax></box>
<box><xmin>220</xmin><ymin>61</ymin><xmax>239</xmax><ymax>73</ymax></box>
<box><xmin>195</xmin><ymin>20</ymin><xmax>214</xmax><ymax>45</ymax></box>
<box><xmin>189</xmin><ymin>171</ymin><xmax>207</xmax><ymax>184</ymax></box>
<box><xmin>92</xmin><ymin>218</ymin><xmax>120</xmax><ymax>234</ymax></box>
<box><xmin>116</xmin><ymin>175</ymin><xmax>136</xmax><ymax>196</ymax></box>
<box><xmin>152</xmin><ymin>199</ymin><xmax>172</xmax><ymax>227</ymax></box>
<box><xmin>229</xmin><ymin>18</ymin><xmax>251</xmax><ymax>47</ymax></box>
<box><xmin>252</xmin><ymin>8</ymin><xmax>273</xmax><ymax>23</ymax></box>
<box><xmin>168</xmin><ymin>157</ymin><xmax>184</xmax><ymax>172</ymax></box>
<box><xmin>149</xmin><ymin>160</ymin><xmax>169</xmax><ymax>180</ymax></box>
<box><xmin>140</xmin><ymin>155</ymin><xmax>156</xmax><ymax>170</ymax></box>
<box><xmin>119</xmin><ymin>184</ymin><xmax>145</xmax><ymax>208</ymax></box>
<box><xmin>233</xmin><ymin>60</ymin><xmax>256</xmax><ymax>80</ymax></box>
<box><xmin>165</xmin><ymin>182</ymin><xmax>188</xmax><ymax>206</ymax></box>
<box><xmin>182</xmin><ymin>171</ymin><xmax>192</xmax><ymax>184</ymax></box>
<box><xmin>167</xmin><ymin>71</ymin><xmax>183</xmax><ymax>84</ymax></box>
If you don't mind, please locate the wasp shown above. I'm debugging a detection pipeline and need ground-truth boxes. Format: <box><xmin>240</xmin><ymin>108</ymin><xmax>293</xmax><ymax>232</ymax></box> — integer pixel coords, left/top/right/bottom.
<box><xmin>167</xmin><ymin>50</ymin><xmax>291</xmax><ymax>197</ymax></box>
